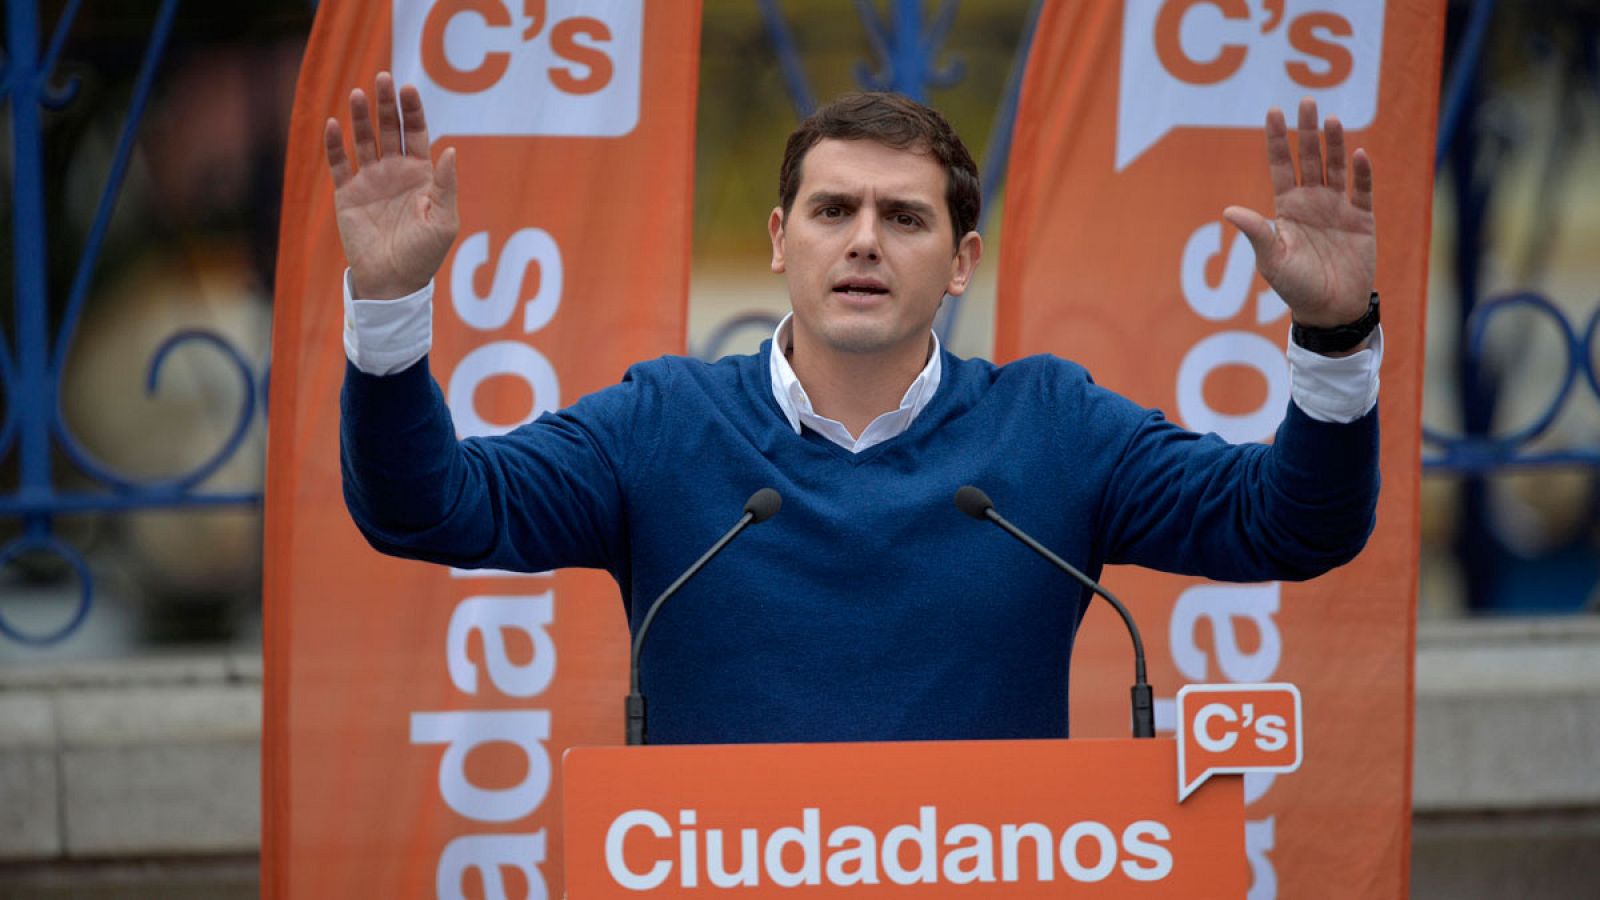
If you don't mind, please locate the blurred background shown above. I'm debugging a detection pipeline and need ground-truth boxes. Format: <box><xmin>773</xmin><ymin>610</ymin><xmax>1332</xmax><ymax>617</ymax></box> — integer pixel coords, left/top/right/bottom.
<box><xmin>1</xmin><ymin>0</ymin><xmax>1597</xmax><ymax>896</ymax></box>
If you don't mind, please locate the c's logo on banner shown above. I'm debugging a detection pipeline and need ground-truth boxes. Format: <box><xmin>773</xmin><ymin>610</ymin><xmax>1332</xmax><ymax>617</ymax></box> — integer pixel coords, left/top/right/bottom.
<box><xmin>393</xmin><ymin>0</ymin><xmax>642</xmax><ymax>139</ymax></box>
<box><xmin>1176</xmin><ymin>683</ymin><xmax>1303</xmax><ymax>801</ymax></box>
<box><xmin>1154</xmin><ymin>0</ymin><xmax>1353</xmax><ymax>87</ymax></box>
<box><xmin>1117</xmin><ymin>0</ymin><xmax>1386</xmax><ymax>169</ymax></box>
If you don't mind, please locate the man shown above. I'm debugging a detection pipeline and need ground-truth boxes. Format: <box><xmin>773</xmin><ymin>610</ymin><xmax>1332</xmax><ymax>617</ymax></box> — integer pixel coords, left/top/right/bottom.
<box><xmin>328</xmin><ymin>74</ymin><xmax>1380</xmax><ymax>744</ymax></box>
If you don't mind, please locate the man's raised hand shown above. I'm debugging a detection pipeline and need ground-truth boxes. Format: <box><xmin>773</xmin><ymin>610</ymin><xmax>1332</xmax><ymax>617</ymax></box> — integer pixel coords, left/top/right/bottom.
<box><xmin>324</xmin><ymin>72</ymin><xmax>459</xmax><ymax>301</ymax></box>
<box><xmin>1223</xmin><ymin>98</ymin><xmax>1376</xmax><ymax>332</ymax></box>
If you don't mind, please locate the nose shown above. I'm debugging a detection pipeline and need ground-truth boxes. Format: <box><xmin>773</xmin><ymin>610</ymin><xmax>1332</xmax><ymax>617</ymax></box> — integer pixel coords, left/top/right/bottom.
<box><xmin>846</xmin><ymin>214</ymin><xmax>881</xmax><ymax>262</ymax></box>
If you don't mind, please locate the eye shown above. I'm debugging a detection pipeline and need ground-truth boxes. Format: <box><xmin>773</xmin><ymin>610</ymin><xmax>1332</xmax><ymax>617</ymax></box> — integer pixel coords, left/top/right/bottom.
<box><xmin>818</xmin><ymin>206</ymin><xmax>844</xmax><ymax>219</ymax></box>
<box><xmin>893</xmin><ymin>213</ymin><xmax>922</xmax><ymax>228</ymax></box>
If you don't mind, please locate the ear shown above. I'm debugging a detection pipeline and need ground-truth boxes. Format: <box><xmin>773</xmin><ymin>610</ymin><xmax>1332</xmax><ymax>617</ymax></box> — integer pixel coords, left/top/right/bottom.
<box><xmin>945</xmin><ymin>231</ymin><xmax>984</xmax><ymax>296</ymax></box>
<box><xmin>768</xmin><ymin>207</ymin><xmax>787</xmax><ymax>274</ymax></box>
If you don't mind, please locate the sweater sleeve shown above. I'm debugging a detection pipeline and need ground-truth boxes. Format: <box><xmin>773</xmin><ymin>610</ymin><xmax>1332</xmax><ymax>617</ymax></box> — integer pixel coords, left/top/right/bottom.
<box><xmin>1093</xmin><ymin>388</ymin><xmax>1380</xmax><ymax>582</ymax></box>
<box><xmin>340</xmin><ymin>355</ymin><xmax>663</xmax><ymax>575</ymax></box>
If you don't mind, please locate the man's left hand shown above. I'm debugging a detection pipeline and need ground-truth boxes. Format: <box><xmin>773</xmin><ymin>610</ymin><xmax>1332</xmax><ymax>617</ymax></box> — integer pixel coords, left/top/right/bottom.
<box><xmin>1223</xmin><ymin>98</ymin><xmax>1376</xmax><ymax>330</ymax></box>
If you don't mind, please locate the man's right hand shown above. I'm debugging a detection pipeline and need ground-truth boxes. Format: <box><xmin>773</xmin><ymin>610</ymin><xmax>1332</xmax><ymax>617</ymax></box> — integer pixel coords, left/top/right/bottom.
<box><xmin>324</xmin><ymin>71</ymin><xmax>458</xmax><ymax>300</ymax></box>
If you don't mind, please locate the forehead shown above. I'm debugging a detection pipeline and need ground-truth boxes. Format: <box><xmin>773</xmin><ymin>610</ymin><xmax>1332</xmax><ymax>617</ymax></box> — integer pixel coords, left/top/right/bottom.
<box><xmin>797</xmin><ymin>139</ymin><xmax>947</xmax><ymax>208</ymax></box>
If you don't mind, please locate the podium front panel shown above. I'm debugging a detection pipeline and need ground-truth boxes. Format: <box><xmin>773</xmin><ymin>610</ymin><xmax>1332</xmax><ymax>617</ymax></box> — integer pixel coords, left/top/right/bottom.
<box><xmin>564</xmin><ymin>738</ymin><xmax>1244</xmax><ymax>896</ymax></box>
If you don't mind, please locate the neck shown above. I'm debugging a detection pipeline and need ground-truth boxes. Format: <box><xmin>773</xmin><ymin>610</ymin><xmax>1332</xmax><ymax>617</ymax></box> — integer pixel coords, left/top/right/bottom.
<box><xmin>787</xmin><ymin>331</ymin><xmax>932</xmax><ymax>438</ymax></box>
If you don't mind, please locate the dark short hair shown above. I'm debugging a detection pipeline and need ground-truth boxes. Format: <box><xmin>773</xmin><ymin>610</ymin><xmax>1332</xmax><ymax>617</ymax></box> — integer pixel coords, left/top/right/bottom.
<box><xmin>778</xmin><ymin>92</ymin><xmax>981</xmax><ymax>249</ymax></box>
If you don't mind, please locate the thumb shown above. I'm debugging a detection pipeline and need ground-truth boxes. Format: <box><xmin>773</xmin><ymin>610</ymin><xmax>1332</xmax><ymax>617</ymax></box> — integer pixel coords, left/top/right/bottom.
<box><xmin>1223</xmin><ymin>205</ymin><xmax>1278</xmax><ymax>268</ymax></box>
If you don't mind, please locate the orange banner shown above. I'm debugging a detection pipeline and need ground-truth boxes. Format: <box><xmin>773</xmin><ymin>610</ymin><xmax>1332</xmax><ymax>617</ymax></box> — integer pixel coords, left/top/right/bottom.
<box><xmin>996</xmin><ymin>1</ymin><xmax>1442</xmax><ymax>897</ymax></box>
<box><xmin>264</xmin><ymin>1</ymin><xmax>701</xmax><ymax>896</ymax></box>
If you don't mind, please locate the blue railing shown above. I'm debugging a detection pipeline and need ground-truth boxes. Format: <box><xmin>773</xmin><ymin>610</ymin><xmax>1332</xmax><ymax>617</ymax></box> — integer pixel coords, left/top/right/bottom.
<box><xmin>1</xmin><ymin>0</ymin><xmax>1593</xmax><ymax>643</ymax></box>
<box><xmin>1421</xmin><ymin>294</ymin><xmax>1600</xmax><ymax>474</ymax></box>
<box><xmin>1423</xmin><ymin>0</ymin><xmax>1600</xmax><ymax>612</ymax></box>
<box><xmin>1</xmin><ymin>0</ymin><xmax>267</xmax><ymax>645</ymax></box>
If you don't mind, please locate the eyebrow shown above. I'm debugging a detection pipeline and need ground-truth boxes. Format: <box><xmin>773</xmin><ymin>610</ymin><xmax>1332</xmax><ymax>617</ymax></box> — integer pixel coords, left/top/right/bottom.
<box><xmin>805</xmin><ymin>191</ymin><xmax>938</xmax><ymax>219</ymax></box>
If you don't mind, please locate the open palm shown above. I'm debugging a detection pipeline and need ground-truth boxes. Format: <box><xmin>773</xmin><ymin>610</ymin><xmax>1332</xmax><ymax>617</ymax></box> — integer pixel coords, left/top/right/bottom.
<box><xmin>324</xmin><ymin>72</ymin><xmax>458</xmax><ymax>300</ymax></box>
<box><xmin>1223</xmin><ymin>99</ymin><xmax>1376</xmax><ymax>330</ymax></box>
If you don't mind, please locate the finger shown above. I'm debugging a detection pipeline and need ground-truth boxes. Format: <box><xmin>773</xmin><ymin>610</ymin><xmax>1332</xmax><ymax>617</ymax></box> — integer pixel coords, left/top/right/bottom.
<box><xmin>1351</xmin><ymin>148</ymin><xmax>1374</xmax><ymax>212</ymax></box>
<box><xmin>1263</xmin><ymin>107</ymin><xmax>1295</xmax><ymax>196</ymax></box>
<box><xmin>1223</xmin><ymin>205</ymin><xmax>1278</xmax><ymax>267</ymax></box>
<box><xmin>324</xmin><ymin>117</ymin><xmax>353</xmax><ymax>188</ymax></box>
<box><xmin>1296</xmin><ymin>97</ymin><xmax>1324</xmax><ymax>187</ymax></box>
<box><xmin>375</xmin><ymin>72</ymin><xmax>402</xmax><ymax>159</ymax></box>
<box><xmin>349</xmin><ymin>88</ymin><xmax>378</xmax><ymax>167</ymax></box>
<box><xmin>1324</xmin><ymin>116</ymin><xmax>1347</xmax><ymax>193</ymax></box>
<box><xmin>433</xmin><ymin>146</ymin><xmax>459</xmax><ymax>221</ymax></box>
<box><xmin>399</xmin><ymin>83</ymin><xmax>431</xmax><ymax>158</ymax></box>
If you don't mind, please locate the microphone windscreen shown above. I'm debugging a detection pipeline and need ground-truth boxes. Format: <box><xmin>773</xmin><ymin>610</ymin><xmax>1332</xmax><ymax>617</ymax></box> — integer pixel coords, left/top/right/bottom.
<box><xmin>745</xmin><ymin>488</ymin><xmax>782</xmax><ymax>523</ymax></box>
<box><xmin>954</xmin><ymin>485</ymin><xmax>994</xmax><ymax>520</ymax></box>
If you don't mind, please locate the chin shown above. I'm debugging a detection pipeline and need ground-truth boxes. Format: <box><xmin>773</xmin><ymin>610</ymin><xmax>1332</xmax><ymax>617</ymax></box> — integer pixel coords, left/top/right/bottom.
<box><xmin>816</xmin><ymin>323</ymin><xmax>902</xmax><ymax>355</ymax></box>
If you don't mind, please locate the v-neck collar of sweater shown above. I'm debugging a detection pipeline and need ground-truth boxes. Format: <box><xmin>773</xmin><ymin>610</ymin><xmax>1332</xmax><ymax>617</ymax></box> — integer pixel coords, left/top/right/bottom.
<box><xmin>765</xmin><ymin>315</ymin><xmax>944</xmax><ymax>456</ymax></box>
<box><xmin>756</xmin><ymin>337</ymin><xmax>963</xmax><ymax>465</ymax></box>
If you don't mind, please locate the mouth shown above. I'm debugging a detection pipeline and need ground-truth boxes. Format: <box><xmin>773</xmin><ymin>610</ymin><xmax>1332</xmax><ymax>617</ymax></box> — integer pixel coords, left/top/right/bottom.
<box><xmin>832</xmin><ymin>279</ymin><xmax>890</xmax><ymax>298</ymax></box>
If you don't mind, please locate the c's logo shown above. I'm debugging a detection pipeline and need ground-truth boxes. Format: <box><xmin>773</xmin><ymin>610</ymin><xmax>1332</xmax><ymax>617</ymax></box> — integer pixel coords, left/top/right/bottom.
<box><xmin>420</xmin><ymin>0</ymin><xmax>614</xmax><ymax>96</ymax></box>
<box><xmin>1176</xmin><ymin>683</ymin><xmax>1303</xmax><ymax>802</ymax></box>
<box><xmin>1117</xmin><ymin>0</ymin><xmax>1385</xmax><ymax>169</ymax></box>
<box><xmin>394</xmin><ymin>0</ymin><xmax>641</xmax><ymax>139</ymax></box>
<box><xmin>1153</xmin><ymin>0</ymin><xmax>1353</xmax><ymax>88</ymax></box>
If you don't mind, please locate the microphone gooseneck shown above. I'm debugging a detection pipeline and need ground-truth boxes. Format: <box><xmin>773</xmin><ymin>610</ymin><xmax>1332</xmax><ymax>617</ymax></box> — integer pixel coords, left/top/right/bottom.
<box><xmin>626</xmin><ymin>488</ymin><xmax>781</xmax><ymax>745</ymax></box>
<box><xmin>955</xmin><ymin>485</ymin><xmax>1156</xmax><ymax>739</ymax></box>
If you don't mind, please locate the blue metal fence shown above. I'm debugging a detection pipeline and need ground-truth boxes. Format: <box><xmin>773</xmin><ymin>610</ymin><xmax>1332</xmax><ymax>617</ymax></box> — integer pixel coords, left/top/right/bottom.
<box><xmin>2</xmin><ymin>0</ymin><xmax>267</xmax><ymax>645</ymax></box>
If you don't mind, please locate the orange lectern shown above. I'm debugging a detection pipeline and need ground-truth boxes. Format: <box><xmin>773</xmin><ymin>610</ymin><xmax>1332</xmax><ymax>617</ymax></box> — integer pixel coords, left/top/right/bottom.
<box><xmin>564</xmin><ymin>738</ymin><xmax>1245</xmax><ymax>896</ymax></box>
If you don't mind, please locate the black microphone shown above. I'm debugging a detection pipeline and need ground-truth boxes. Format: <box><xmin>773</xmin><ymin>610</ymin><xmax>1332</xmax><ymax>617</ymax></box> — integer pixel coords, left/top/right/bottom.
<box><xmin>626</xmin><ymin>488</ymin><xmax>781</xmax><ymax>745</ymax></box>
<box><xmin>954</xmin><ymin>485</ymin><xmax>1155</xmax><ymax>739</ymax></box>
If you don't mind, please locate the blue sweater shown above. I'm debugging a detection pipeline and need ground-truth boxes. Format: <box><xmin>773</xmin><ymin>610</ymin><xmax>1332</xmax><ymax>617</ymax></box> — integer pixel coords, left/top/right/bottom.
<box><xmin>341</xmin><ymin>344</ymin><xmax>1378</xmax><ymax>743</ymax></box>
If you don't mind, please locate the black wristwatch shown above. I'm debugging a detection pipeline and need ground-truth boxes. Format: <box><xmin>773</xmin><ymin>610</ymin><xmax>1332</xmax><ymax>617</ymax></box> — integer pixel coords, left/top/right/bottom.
<box><xmin>1291</xmin><ymin>292</ymin><xmax>1380</xmax><ymax>354</ymax></box>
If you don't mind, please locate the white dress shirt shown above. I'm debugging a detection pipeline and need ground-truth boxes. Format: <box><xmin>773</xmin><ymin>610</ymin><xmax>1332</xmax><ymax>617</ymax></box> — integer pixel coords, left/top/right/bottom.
<box><xmin>343</xmin><ymin>274</ymin><xmax>1383</xmax><ymax>452</ymax></box>
<box><xmin>766</xmin><ymin>313</ymin><xmax>943</xmax><ymax>453</ymax></box>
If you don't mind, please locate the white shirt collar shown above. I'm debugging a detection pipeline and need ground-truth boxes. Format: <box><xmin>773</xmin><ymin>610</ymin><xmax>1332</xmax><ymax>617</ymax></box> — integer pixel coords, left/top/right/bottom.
<box><xmin>767</xmin><ymin>313</ymin><xmax>943</xmax><ymax>454</ymax></box>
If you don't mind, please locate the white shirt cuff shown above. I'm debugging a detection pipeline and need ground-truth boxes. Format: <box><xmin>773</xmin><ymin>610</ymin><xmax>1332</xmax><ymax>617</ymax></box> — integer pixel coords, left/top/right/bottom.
<box><xmin>1286</xmin><ymin>326</ymin><xmax>1383</xmax><ymax>424</ymax></box>
<box><xmin>343</xmin><ymin>270</ymin><xmax>433</xmax><ymax>376</ymax></box>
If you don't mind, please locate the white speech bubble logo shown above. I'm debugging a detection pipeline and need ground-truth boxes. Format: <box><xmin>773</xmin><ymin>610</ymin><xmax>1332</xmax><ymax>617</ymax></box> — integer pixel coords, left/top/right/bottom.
<box><xmin>393</xmin><ymin>0</ymin><xmax>642</xmax><ymax>141</ymax></box>
<box><xmin>1176</xmin><ymin>682</ymin><xmax>1303</xmax><ymax>802</ymax></box>
<box><xmin>1118</xmin><ymin>0</ymin><xmax>1386</xmax><ymax>170</ymax></box>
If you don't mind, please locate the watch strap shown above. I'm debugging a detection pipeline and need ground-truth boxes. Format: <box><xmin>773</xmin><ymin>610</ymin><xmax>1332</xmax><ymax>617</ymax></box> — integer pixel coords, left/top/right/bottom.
<box><xmin>1291</xmin><ymin>292</ymin><xmax>1380</xmax><ymax>354</ymax></box>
